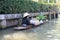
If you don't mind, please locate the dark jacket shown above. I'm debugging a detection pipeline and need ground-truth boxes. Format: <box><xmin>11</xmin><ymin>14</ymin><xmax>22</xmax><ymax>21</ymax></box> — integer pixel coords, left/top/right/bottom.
<box><xmin>22</xmin><ymin>17</ymin><xmax>31</xmax><ymax>25</ymax></box>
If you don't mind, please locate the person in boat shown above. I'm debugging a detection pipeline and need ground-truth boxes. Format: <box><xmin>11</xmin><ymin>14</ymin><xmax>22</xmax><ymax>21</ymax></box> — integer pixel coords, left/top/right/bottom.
<box><xmin>22</xmin><ymin>12</ymin><xmax>32</xmax><ymax>27</ymax></box>
<box><xmin>22</xmin><ymin>12</ymin><xmax>40</xmax><ymax>27</ymax></box>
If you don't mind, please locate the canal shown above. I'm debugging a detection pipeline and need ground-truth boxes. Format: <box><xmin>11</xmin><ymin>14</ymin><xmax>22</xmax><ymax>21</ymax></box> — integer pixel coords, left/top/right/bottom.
<box><xmin>0</xmin><ymin>14</ymin><xmax>60</xmax><ymax>40</ymax></box>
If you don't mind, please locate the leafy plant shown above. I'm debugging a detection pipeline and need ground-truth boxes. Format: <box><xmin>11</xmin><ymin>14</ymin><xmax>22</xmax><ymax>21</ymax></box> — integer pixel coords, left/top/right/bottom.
<box><xmin>0</xmin><ymin>0</ymin><xmax>58</xmax><ymax>14</ymax></box>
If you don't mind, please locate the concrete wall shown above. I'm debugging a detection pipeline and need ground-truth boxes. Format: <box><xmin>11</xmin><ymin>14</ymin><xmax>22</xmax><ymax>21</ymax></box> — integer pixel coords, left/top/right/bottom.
<box><xmin>0</xmin><ymin>12</ymin><xmax>58</xmax><ymax>28</ymax></box>
<box><xmin>0</xmin><ymin>13</ymin><xmax>40</xmax><ymax>28</ymax></box>
<box><xmin>0</xmin><ymin>14</ymin><xmax>22</xmax><ymax>28</ymax></box>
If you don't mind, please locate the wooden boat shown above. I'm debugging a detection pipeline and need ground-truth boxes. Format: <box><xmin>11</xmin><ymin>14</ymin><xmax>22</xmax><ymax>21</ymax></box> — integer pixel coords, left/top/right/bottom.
<box><xmin>14</xmin><ymin>27</ymin><xmax>27</xmax><ymax>30</ymax></box>
<box><xmin>13</xmin><ymin>25</ymin><xmax>32</xmax><ymax>30</ymax></box>
<box><xmin>13</xmin><ymin>20</ymin><xmax>48</xmax><ymax>30</ymax></box>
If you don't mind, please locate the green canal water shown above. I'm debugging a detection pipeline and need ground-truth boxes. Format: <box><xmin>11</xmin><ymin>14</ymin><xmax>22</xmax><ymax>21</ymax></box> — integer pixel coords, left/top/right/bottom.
<box><xmin>0</xmin><ymin>14</ymin><xmax>60</xmax><ymax>40</ymax></box>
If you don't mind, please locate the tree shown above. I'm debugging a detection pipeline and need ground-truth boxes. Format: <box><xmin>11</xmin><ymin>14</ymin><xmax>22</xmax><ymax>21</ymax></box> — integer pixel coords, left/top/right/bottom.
<box><xmin>0</xmin><ymin>0</ymin><xmax>40</xmax><ymax>14</ymax></box>
<box><xmin>0</xmin><ymin>0</ymin><xmax>58</xmax><ymax>14</ymax></box>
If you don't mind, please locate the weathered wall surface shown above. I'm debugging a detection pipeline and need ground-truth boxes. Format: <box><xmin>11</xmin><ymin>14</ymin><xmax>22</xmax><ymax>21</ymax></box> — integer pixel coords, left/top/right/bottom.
<box><xmin>0</xmin><ymin>12</ymin><xmax>58</xmax><ymax>28</ymax></box>
<box><xmin>0</xmin><ymin>14</ymin><xmax>22</xmax><ymax>28</ymax></box>
<box><xmin>0</xmin><ymin>13</ymin><xmax>40</xmax><ymax>28</ymax></box>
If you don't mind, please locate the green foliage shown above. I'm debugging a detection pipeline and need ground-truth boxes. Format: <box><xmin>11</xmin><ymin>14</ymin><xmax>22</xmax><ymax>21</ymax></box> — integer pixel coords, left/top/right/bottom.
<box><xmin>0</xmin><ymin>0</ymin><xmax>58</xmax><ymax>14</ymax></box>
<box><xmin>36</xmin><ymin>15</ymin><xmax>47</xmax><ymax>20</ymax></box>
<box><xmin>0</xmin><ymin>0</ymin><xmax>40</xmax><ymax>14</ymax></box>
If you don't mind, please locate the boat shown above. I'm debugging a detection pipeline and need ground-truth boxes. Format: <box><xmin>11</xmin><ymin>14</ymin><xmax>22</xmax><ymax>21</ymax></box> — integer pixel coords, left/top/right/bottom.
<box><xmin>13</xmin><ymin>19</ymin><xmax>48</xmax><ymax>30</ymax></box>
<box><xmin>13</xmin><ymin>25</ymin><xmax>32</xmax><ymax>30</ymax></box>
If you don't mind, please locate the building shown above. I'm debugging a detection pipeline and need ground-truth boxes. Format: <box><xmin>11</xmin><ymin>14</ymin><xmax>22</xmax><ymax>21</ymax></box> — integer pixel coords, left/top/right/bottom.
<box><xmin>55</xmin><ymin>0</ymin><xmax>60</xmax><ymax>5</ymax></box>
<box><xmin>32</xmin><ymin>0</ymin><xmax>60</xmax><ymax>4</ymax></box>
<box><xmin>32</xmin><ymin>0</ymin><xmax>60</xmax><ymax>11</ymax></box>
<box><xmin>55</xmin><ymin>0</ymin><xmax>60</xmax><ymax>13</ymax></box>
<box><xmin>32</xmin><ymin>0</ymin><xmax>39</xmax><ymax>2</ymax></box>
